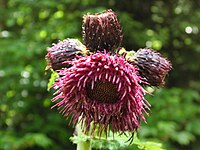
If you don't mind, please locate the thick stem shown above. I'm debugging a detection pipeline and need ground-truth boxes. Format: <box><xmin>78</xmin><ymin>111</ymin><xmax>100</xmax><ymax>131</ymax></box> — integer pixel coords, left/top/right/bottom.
<box><xmin>77</xmin><ymin>141</ymin><xmax>91</xmax><ymax>150</ymax></box>
<box><xmin>76</xmin><ymin>122</ymin><xmax>92</xmax><ymax>150</ymax></box>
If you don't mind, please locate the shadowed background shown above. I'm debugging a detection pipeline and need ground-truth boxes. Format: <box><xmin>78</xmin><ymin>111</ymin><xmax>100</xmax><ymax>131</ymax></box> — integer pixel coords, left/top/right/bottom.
<box><xmin>0</xmin><ymin>0</ymin><xmax>200</xmax><ymax>150</ymax></box>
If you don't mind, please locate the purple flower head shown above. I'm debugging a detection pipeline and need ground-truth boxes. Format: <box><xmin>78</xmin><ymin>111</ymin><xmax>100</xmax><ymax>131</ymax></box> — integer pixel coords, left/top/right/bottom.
<box><xmin>52</xmin><ymin>51</ymin><xmax>150</xmax><ymax>137</ymax></box>
<box><xmin>82</xmin><ymin>9</ymin><xmax>123</xmax><ymax>53</ymax></box>
<box><xmin>46</xmin><ymin>39</ymin><xmax>86</xmax><ymax>71</ymax></box>
<box><xmin>128</xmin><ymin>48</ymin><xmax>172</xmax><ymax>86</ymax></box>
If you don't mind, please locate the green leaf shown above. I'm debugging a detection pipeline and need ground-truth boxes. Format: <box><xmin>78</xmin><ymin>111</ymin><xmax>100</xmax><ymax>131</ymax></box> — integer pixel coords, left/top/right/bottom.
<box><xmin>0</xmin><ymin>132</ymin><xmax>53</xmax><ymax>150</ymax></box>
<box><xmin>16</xmin><ymin>133</ymin><xmax>53</xmax><ymax>148</ymax></box>
<box><xmin>171</xmin><ymin>131</ymin><xmax>195</xmax><ymax>145</ymax></box>
<box><xmin>47</xmin><ymin>71</ymin><xmax>59</xmax><ymax>91</ymax></box>
<box><xmin>136</xmin><ymin>141</ymin><xmax>164</xmax><ymax>150</ymax></box>
<box><xmin>70</xmin><ymin>131</ymin><xmax>164</xmax><ymax>150</ymax></box>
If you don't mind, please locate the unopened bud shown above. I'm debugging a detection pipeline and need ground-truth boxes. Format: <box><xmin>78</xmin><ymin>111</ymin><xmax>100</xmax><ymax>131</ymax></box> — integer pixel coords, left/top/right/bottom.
<box><xmin>82</xmin><ymin>9</ymin><xmax>123</xmax><ymax>53</ymax></box>
<box><xmin>46</xmin><ymin>39</ymin><xmax>86</xmax><ymax>71</ymax></box>
<box><xmin>128</xmin><ymin>48</ymin><xmax>172</xmax><ymax>86</ymax></box>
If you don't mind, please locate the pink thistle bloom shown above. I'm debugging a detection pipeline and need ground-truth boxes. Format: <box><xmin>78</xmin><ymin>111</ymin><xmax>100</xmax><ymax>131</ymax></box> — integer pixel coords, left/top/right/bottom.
<box><xmin>52</xmin><ymin>51</ymin><xmax>150</xmax><ymax>137</ymax></box>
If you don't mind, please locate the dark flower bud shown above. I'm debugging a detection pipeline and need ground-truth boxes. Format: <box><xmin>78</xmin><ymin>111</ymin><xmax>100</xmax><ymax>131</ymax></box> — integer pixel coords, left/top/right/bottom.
<box><xmin>127</xmin><ymin>48</ymin><xmax>172</xmax><ymax>86</ymax></box>
<box><xmin>46</xmin><ymin>39</ymin><xmax>86</xmax><ymax>71</ymax></box>
<box><xmin>82</xmin><ymin>9</ymin><xmax>123</xmax><ymax>53</ymax></box>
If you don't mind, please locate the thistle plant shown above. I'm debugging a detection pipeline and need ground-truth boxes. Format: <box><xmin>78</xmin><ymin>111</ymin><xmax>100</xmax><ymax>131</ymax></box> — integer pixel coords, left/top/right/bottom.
<box><xmin>46</xmin><ymin>9</ymin><xmax>172</xmax><ymax>150</ymax></box>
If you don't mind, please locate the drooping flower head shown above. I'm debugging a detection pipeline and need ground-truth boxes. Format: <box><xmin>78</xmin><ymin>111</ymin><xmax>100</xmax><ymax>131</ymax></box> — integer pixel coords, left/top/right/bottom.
<box><xmin>82</xmin><ymin>9</ymin><xmax>123</xmax><ymax>53</ymax></box>
<box><xmin>127</xmin><ymin>48</ymin><xmax>172</xmax><ymax>86</ymax></box>
<box><xmin>46</xmin><ymin>39</ymin><xmax>86</xmax><ymax>71</ymax></box>
<box><xmin>52</xmin><ymin>51</ymin><xmax>150</xmax><ymax>137</ymax></box>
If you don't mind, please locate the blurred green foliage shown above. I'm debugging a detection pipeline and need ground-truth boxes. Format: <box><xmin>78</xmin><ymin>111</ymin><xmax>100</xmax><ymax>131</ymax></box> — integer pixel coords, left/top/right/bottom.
<box><xmin>0</xmin><ymin>0</ymin><xmax>200</xmax><ymax>150</ymax></box>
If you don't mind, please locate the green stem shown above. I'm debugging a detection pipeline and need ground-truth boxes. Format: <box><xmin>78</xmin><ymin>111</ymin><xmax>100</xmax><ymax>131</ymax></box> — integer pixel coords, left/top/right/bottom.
<box><xmin>76</xmin><ymin>122</ymin><xmax>92</xmax><ymax>150</ymax></box>
<box><xmin>77</xmin><ymin>140</ymin><xmax>91</xmax><ymax>150</ymax></box>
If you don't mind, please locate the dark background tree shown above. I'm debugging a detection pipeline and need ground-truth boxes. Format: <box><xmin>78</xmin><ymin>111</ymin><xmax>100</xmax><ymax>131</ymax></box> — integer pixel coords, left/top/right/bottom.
<box><xmin>0</xmin><ymin>0</ymin><xmax>199</xmax><ymax>150</ymax></box>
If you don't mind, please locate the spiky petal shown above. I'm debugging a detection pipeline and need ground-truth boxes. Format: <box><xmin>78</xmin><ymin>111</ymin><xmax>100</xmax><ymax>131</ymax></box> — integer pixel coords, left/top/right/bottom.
<box><xmin>82</xmin><ymin>9</ymin><xmax>123</xmax><ymax>53</ymax></box>
<box><xmin>46</xmin><ymin>39</ymin><xmax>86</xmax><ymax>71</ymax></box>
<box><xmin>52</xmin><ymin>51</ymin><xmax>150</xmax><ymax>137</ymax></box>
<box><xmin>128</xmin><ymin>48</ymin><xmax>172</xmax><ymax>86</ymax></box>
